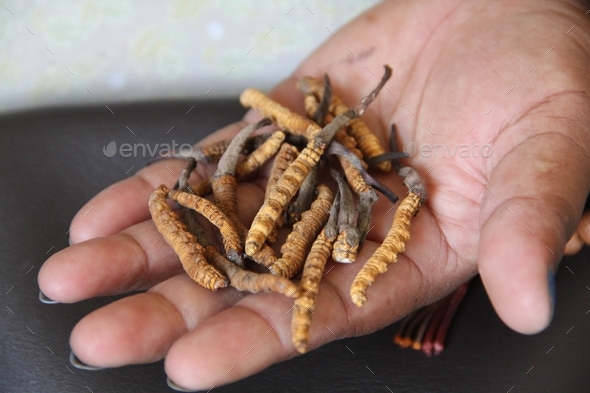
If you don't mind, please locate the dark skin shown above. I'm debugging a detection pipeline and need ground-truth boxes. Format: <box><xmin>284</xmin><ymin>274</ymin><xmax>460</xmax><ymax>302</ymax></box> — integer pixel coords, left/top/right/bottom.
<box><xmin>38</xmin><ymin>0</ymin><xmax>590</xmax><ymax>390</ymax></box>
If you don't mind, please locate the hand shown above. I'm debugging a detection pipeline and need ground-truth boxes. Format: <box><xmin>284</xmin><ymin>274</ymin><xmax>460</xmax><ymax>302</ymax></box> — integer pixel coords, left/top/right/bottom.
<box><xmin>38</xmin><ymin>0</ymin><xmax>590</xmax><ymax>390</ymax></box>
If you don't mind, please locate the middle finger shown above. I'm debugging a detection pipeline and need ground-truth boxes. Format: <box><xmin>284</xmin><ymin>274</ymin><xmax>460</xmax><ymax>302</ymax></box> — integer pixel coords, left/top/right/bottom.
<box><xmin>39</xmin><ymin>182</ymin><xmax>267</xmax><ymax>303</ymax></box>
<box><xmin>69</xmin><ymin>274</ymin><xmax>244</xmax><ymax>368</ymax></box>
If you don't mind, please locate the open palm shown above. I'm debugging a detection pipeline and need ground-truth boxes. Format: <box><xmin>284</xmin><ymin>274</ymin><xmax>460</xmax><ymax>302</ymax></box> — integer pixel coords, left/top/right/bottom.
<box><xmin>39</xmin><ymin>0</ymin><xmax>590</xmax><ymax>390</ymax></box>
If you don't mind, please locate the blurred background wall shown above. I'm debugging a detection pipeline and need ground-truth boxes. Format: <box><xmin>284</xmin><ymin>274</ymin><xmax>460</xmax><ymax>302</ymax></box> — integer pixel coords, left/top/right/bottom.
<box><xmin>0</xmin><ymin>0</ymin><xmax>380</xmax><ymax>113</ymax></box>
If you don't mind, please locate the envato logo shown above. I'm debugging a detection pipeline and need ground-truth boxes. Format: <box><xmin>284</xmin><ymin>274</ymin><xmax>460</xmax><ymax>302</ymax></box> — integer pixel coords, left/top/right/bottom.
<box><xmin>103</xmin><ymin>141</ymin><xmax>194</xmax><ymax>158</ymax></box>
<box><xmin>403</xmin><ymin>141</ymin><xmax>493</xmax><ymax>158</ymax></box>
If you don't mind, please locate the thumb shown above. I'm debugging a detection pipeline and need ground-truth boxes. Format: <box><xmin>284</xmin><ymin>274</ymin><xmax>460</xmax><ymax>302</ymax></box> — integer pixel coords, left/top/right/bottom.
<box><xmin>478</xmin><ymin>104</ymin><xmax>590</xmax><ymax>334</ymax></box>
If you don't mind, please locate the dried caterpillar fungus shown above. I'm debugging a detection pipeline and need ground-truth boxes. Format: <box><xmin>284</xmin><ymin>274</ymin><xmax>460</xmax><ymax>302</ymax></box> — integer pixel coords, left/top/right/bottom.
<box><xmin>245</xmin><ymin>65</ymin><xmax>393</xmax><ymax>256</ymax></box>
<box><xmin>145</xmin><ymin>64</ymin><xmax>433</xmax><ymax>355</ymax></box>
<box><xmin>270</xmin><ymin>184</ymin><xmax>334</xmax><ymax>278</ymax></box>
<box><xmin>298</xmin><ymin>75</ymin><xmax>392</xmax><ymax>172</ymax></box>
<box><xmin>148</xmin><ymin>185</ymin><xmax>228</xmax><ymax>290</ymax></box>
<box><xmin>350</xmin><ymin>167</ymin><xmax>427</xmax><ymax>307</ymax></box>
<box><xmin>185</xmin><ymin>210</ymin><xmax>296</xmax><ymax>297</ymax></box>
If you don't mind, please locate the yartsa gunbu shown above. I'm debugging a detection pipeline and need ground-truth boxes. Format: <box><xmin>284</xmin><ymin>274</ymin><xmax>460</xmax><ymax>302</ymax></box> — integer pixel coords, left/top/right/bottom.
<box><xmin>148</xmin><ymin>65</ymin><xmax>427</xmax><ymax>354</ymax></box>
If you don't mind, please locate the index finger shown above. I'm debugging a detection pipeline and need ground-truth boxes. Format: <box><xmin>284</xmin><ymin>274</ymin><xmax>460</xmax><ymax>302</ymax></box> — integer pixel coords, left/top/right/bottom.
<box><xmin>69</xmin><ymin>121</ymin><xmax>247</xmax><ymax>244</ymax></box>
<box><xmin>69</xmin><ymin>77</ymin><xmax>307</xmax><ymax>245</ymax></box>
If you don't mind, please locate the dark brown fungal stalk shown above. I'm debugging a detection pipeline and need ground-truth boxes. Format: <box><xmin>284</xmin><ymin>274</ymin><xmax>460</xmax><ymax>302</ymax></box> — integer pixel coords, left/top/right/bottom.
<box><xmin>335</xmin><ymin>157</ymin><xmax>375</xmax><ymax>250</ymax></box>
<box><xmin>283</xmin><ymin>133</ymin><xmax>309</xmax><ymax>150</ymax></box>
<box><xmin>391</xmin><ymin>127</ymin><xmax>420</xmax><ymax>187</ymax></box>
<box><xmin>300</xmin><ymin>75</ymin><xmax>364</xmax><ymax>162</ymax></box>
<box><xmin>399</xmin><ymin>166</ymin><xmax>428</xmax><ymax>205</ymax></box>
<box><xmin>356</xmin><ymin>190</ymin><xmax>378</xmax><ymax>248</ymax></box>
<box><xmin>389</xmin><ymin>123</ymin><xmax>403</xmax><ymax>173</ymax></box>
<box><xmin>287</xmin><ymin>164</ymin><xmax>319</xmax><ymax>225</ymax></box>
<box><xmin>302</xmin><ymin>83</ymin><xmax>375</xmax><ymax>244</ymax></box>
<box><xmin>298</xmin><ymin>73</ymin><xmax>392</xmax><ymax>172</ymax></box>
<box><xmin>184</xmin><ymin>210</ymin><xmax>297</xmax><ymax>297</ymax></box>
<box><xmin>305</xmin><ymin>74</ymin><xmax>403</xmax><ymax>248</ymax></box>
<box><xmin>245</xmin><ymin>65</ymin><xmax>392</xmax><ymax>256</ymax></box>
<box><xmin>365</xmin><ymin>124</ymin><xmax>408</xmax><ymax>170</ymax></box>
<box><xmin>324</xmin><ymin>190</ymin><xmax>340</xmax><ymax>242</ymax></box>
<box><xmin>311</xmin><ymin>74</ymin><xmax>332</xmax><ymax>125</ymax></box>
<box><xmin>327</xmin><ymin>140</ymin><xmax>398</xmax><ymax>248</ymax></box>
<box><xmin>168</xmin><ymin>189</ymin><xmax>243</xmax><ymax>262</ymax></box>
<box><xmin>173</xmin><ymin>157</ymin><xmax>197</xmax><ymax>192</ymax></box>
<box><xmin>364</xmin><ymin>151</ymin><xmax>409</xmax><ymax>168</ymax></box>
<box><xmin>303</xmin><ymin>83</ymin><xmax>374</xmax><ymax>245</ymax></box>
<box><xmin>330</xmin><ymin>168</ymin><xmax>360</xmax><ymax>263</ymax></box>
<box><xmin>215</xmin><ymin>119</ymin><xmax>272</xmax><ymax>178</ymax></box>
<box><xmin>269</xmin><ymin>184</ymin><xmax>334</xmax><ymax>278</ymax></box>
<box><xmin>211</xmin><ymin>119</ymin><xmax>279</xmax><ymax>268</ymax></box>
<box><xmin>327</xmin><ymin>141</ymin><xmax>398</xmax><ymax>204</ymax></box>
<box><xmin>148</xmin><ymin>185</ymin><xmax>228</xmax><ymax>290</ymax></box>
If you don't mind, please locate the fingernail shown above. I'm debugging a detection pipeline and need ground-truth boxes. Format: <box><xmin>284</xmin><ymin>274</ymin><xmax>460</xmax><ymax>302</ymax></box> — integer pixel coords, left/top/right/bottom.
<box><xmin>166</xmin><ymin>377</ymin><xmax>196</xmax><ymax>392</ymax></box>
<box><xmin>69</xmin><ymin>351</ymin><xmax>105</xmax><ymax>371</ymax></box>
<box><xmin>548</xmin><ymin>270</ymin><xmax>556</xmax><ymax>319</ymax></box>
<box><xmin>39</xmin><ymin>290</ymin><xmax>59</xmax><ymax>304</ymax></box>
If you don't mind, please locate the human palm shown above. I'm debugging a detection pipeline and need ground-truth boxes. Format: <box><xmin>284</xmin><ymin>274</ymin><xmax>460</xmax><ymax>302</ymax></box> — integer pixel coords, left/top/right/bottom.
<box><xmin>39</xmin><ymin>0</ymin><xmax>590</xmax><ymax>390</ymax></box>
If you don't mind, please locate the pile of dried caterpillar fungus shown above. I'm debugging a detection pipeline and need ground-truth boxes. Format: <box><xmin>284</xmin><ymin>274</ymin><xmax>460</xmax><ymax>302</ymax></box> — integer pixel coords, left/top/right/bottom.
<box><xmin>148</xmin><ymin>65</ymin><xmax>427</xmax><ymax>354</ymax></box>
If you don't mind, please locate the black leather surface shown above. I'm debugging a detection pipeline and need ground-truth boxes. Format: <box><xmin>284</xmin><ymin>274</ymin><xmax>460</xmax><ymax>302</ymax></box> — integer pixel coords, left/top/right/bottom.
<box><xmin>1</xmin><ymin>100</ymin><xmax>589</xmax><ymax>393</ymax></box>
